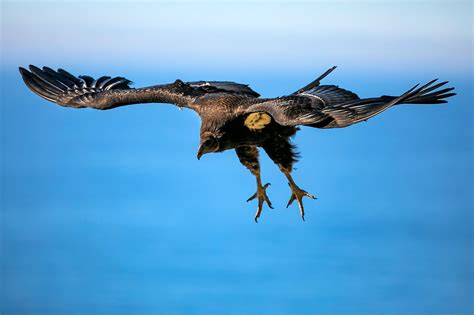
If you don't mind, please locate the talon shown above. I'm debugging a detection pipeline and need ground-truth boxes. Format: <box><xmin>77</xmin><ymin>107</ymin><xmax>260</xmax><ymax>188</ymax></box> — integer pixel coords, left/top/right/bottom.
<box><xmin>246</xmin><ymin>193</ymin><xmax>257</xmax><ymax>202</ymax></box>
<box><xmin>286</xmin><ymin>194</ymin><xmax>296</xmax><ymax>208</ymax></box>
<box><xmin>286</xmin><ymin>182</ymin><xmax>316</xmax><ymax>220</ymax></box>
<box><xmin>247</xmin><ymin>181</ymin><xmax>273</xmax><ymax>222</ymax></box>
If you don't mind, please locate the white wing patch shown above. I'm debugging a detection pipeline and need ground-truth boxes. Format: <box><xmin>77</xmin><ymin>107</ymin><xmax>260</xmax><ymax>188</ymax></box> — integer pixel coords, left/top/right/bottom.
<box><xmin>244</xmin><ymin>112</ymin><xmax>272</xmax><ymax>130</ymax></box>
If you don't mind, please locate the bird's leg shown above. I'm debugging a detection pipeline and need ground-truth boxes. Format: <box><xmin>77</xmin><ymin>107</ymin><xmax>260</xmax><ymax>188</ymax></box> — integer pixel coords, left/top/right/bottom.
<box><xmin>246</xmin><ymin>169</ymin><xmax>273</xmax><ymax>222</ymax></box>
<box><xmin>283</xmin><ymin>171</ymin><xmax>316</xmax><ymax>221</ymax></box>
<box><xmin>235</xmin><ymin>146</ymin><xmax>273</xmax><ymax>222</ymax></box>
<box><xmin>261</xmin><ymin>133</ymin><xmax>315</xmax><ymax>221</ymax></box>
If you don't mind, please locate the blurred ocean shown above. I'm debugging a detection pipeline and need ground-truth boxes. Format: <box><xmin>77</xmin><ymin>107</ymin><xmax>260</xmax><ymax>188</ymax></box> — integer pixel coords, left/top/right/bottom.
<box><xmin>1</xmin><ymin>1</ymin><xmax>472</xmax><ymax>314</ymax></box>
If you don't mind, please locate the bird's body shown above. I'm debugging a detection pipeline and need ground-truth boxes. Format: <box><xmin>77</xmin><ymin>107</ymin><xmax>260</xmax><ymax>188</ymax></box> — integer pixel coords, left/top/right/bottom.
<box><xmin>19</xmin><ymin>65</ymin><xmax>456</xmax><ymax>221</ymax></box>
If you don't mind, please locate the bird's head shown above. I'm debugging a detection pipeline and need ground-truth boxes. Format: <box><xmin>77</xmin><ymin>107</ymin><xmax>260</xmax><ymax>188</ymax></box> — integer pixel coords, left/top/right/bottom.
<box><xmin>197</xmin><ymin>133</ymin><xmax>221</xmax><ymax>160</ymax></box>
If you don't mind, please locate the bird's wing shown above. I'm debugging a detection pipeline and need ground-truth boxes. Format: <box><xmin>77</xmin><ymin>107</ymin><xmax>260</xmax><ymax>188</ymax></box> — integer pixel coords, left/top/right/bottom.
<box><xmin>290</xmin><ymin>66</ymin><xmax>338</xmax><ymax>95</ymax></box>
<box><xmin>19</xmin><ymin>66</ymin><xmax>261</xmax><ymax>111</ymax></box>
<box><xmin>187</xmin><ymin>81</ymin><xmax>260</xmax><ymax>98</ymax></box>
<box><xmin>244</xmin><ymin>67</ymin><xmax>455</xmax><ymax>128</ymax></box>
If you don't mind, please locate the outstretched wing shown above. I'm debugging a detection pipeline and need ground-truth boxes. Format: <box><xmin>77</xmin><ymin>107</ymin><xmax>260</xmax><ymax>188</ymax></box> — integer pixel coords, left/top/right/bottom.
<box><xmin>19</xmin><ymin>65</ymin><xmax>201</xmax><ymax>110</ymax></box>
<box><xmin>306</xmin><ymin>80</ymin><xmax>455</xmax><ymax>128</ymax></box>
<box><xmin>19</xmin><ymin>66</ymin><xmax>261</xmax><ymax>111</ymax></box>
<box><xmin>245</xmin><ymin>67</ymin><xmax>455</xmax><ymax>128</ymax></box>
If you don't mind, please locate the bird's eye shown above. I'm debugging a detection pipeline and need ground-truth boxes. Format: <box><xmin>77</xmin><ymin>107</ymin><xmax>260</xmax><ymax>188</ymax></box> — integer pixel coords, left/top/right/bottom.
<box><xmin>206</xmin><ymin>137</ymin><xmax>218</xmax><ymax>148</ymax></box>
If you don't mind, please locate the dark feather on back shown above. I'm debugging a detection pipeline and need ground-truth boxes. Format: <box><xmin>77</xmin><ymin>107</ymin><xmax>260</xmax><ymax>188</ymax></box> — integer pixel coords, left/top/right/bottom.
<box><xmin>187</xmin><ymin>81</ymin><xmax>260</xmax><ymax>97</ymax></box>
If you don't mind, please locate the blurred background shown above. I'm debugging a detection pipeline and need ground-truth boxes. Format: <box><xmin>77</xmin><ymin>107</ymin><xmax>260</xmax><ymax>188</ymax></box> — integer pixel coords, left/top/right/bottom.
<box><xmin>1</xmin><ymin>1</ymin><xmax>472</xmax><ymax>314</ymax></box>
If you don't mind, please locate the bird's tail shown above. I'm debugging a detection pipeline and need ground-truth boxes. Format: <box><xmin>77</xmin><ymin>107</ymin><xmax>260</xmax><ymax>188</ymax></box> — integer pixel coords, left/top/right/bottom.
<box><xmin>316</xmin><ymin>79</ymin><xmax>456</xmax><ymax>128</ymax></box>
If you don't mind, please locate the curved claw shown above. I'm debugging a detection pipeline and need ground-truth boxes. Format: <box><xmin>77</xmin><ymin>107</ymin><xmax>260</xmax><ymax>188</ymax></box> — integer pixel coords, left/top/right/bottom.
<box><xmin>286</xmin><ymin>183</ymin><xmax>316</xmax><ymax>221</ymax></box>
<box><xmin>247</xmin><ymin>183</ymin><xmax>271</xmax><ymax>202</ymax></box>
<box><xmin>247</xmin><ymin>182</ymin><xmax>273</xmax><ymax>222</ymax></box>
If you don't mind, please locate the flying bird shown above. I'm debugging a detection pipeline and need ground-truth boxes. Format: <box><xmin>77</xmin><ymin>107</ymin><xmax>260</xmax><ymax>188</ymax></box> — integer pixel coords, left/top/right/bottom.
<box><xmin>19</xmin><ymin>65</ymin><xmax>456</xmax><ymax>221</ymax></box>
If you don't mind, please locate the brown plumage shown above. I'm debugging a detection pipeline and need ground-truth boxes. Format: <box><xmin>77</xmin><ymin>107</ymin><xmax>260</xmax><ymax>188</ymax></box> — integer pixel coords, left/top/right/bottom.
<box><xmin>19</xmin><ymin>65</ymin><xmax>456</xmax><ymax>221</ymax></box>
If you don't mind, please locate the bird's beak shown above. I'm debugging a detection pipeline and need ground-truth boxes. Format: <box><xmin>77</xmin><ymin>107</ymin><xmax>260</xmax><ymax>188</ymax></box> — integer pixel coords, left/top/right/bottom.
<box><xmin>196</xmin><ymin>145</ymin><xmax>205</xmax><ymax>160</ymax></box>
<box><xmin>197</xmin><ymin>137</ymin><xmax>219</xmax><ymax>160</ymax></box>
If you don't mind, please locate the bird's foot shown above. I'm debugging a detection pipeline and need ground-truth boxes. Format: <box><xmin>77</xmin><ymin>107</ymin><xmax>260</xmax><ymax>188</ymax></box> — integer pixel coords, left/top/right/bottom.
<box><xmin>247</xmin><ymin>183</ymin><xmax>273</xmax><ymax>222</ymax></box>
<box><xmin>286</xmin><ymin>182</ymin><xmax>316</xmax><ymax>221</ymax></box>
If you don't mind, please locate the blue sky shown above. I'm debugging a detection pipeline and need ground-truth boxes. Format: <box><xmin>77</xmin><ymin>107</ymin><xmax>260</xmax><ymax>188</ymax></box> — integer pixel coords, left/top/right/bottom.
<box><xmin>2</xmin><ymin>1</ymin><xmax>472</xmax><ymax>75</ymax></box>
<box><xmin>1</xmin><ymin>1</ymin><xmax>473</xmax><ymax>314</ymax></box>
